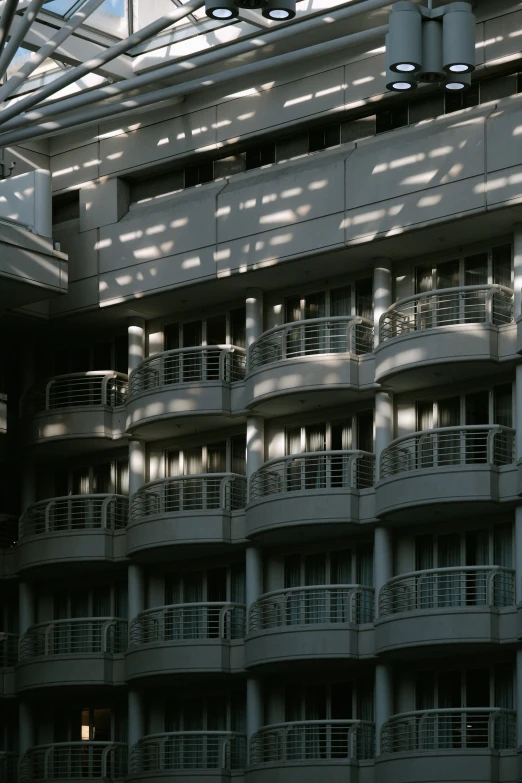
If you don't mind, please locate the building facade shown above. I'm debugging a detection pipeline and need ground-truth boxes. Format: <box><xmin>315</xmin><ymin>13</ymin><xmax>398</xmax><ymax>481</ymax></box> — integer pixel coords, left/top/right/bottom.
<box><xmin>2</xmin><ymin>1</ymin><xmax>522</xmax><ymax>782</ymax></box>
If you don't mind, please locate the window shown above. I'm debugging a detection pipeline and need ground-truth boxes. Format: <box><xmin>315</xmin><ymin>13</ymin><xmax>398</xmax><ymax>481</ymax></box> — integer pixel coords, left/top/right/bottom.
<box><xmin>445</xmin><ymin>81</ymin><xmax>480</xmax><ymax>114</ymax></box>
<box><xmin>375</xmin><ymin>104</ymin><xmax>409</xmax><ymax>134</ymax></box>
<box><xmin>184</xmin><ymin>160</ymin><xmax>214</xmax><ymax>188</ymax></box>
<box><xmin>166</xmin><ymin>436</ymin><xmax>246</xmax><ymax>478</ymax></box>
<box><xmin>52</xmin><ymin>191</ymin><xmax>80</xmax><ymax>224</ymax></box>
<box><xmin>53</xmin><ymin>335</ymin><xmax>128</xmax><ymax>375</ymax></box>
<box><xmin>245</xmin><ymin>142</ymin><xmax>275</xmax><ymax>171</ymax></box>
<box><xmin>308</xmin><ymin>123</ymin><xmax>341</xmax><ymax>152</ymax></box>
<box><xmin>52</xmin><ymin>457</ymin><xmax>129</xmax><ymax>497</ymax></box>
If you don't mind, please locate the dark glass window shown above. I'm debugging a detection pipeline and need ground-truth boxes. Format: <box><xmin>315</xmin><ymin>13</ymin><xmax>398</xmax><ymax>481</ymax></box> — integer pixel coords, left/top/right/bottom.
<box><xmin>245</xmin><ymin>142</ymin><xmax>275</xmax><ymax>170</ymax></box>
<box><xmin>308</xmin><ymin>123</ymin><xmax>340</xmax><ymax>152</ymax></box>
<box><xmin>184</xmin><ymin>160</ymin><xmax>214</xmax><ymax>188</ymax></box>
<box><xmin>445</xmin><ymin>82</ymin><xmax>479</xmax><ymax>114</ymax></box>
<box><xmin>375</xmin><ymin>104</ymin><xmax>409</xmax><ymax>134</ymax></box>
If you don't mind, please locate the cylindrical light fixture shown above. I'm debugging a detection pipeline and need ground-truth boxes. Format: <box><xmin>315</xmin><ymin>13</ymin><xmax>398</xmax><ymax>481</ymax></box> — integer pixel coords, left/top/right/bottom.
<box><xmin>386</xmin><ymin>69</ymin><xmax>417</xmax><ymax>92</ymax></box>
<box><xmin>443</xmin><ymin>1</ymin><xmax>476</xmax><ymax>74</ymax></box>
<box><xmin>262</xmin><ymin>0</ymin><xmax>295</xmax><ymax>19</ymax></box>
<box><xmin>235</xmin><ymin>0</ymin><xmax>267</xmax><ymax>8</ymax></box>
<box><xmin>444</xmin><ymin>71</ymin><xmax>471</xmax><ymax>90</ymax></box>
<box><xmin>387</xmin><ymin>1</ymin><xmax>422</xmax><ymax>73</ymax></box>
<box><xmin>205</xmin><ymin>0</ymin><xmax>239</xmax><ymax>18</ymax></box>
<box><xmin>417</xmin><ymin>19</ymin><xmax>444</xmax><ymax>83</ymax></box>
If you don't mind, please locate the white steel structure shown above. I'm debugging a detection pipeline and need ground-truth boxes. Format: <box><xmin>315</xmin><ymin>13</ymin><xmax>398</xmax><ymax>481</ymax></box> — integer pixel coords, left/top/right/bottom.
<box><xmin>2</xmin><ymin>1</ymin><xmax>522</xmax><ymax>783</ymax></box>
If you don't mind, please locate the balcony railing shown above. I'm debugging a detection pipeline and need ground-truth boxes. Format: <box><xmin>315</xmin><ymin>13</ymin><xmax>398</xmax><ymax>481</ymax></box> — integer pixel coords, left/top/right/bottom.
<box><xmin>379</xmin><ymin>284</ymin><xmax>514</xmax><ymax>342</ymax></box>
<box><xmin>379</xmin><ymin>566</ymin><xmax>515</xmax><ymax>615</ymax></box>
<box><xmin>249</xmin><ymin>316</ymin><xmax>374</xmax><ymax>371</ymax></box>
<box><xmin>250</xmin><ymin>450</ymin><xmax>375</xmax><ymax>501</ymax></box>
<box><xmin>0</xmin><ymin>752</ymin><xmax>18</xmax><ymax>782</ymax></box>
<box><xmin>249</xmin><ymin>585</ymin><xmax>374</xmax><ymax>631</ymax></box>
<box><xmin>129</xmin><ymin>345</ymin><xmax>246</xmax><ymax>397</ymax></box>
<box><xmin>19</xmin><ymin>618</ymin><xmax>128</xmax><ymax>659</ymax></box>
<box><xmin>20</xmin><ymin>742</ymin><xmax>128</xmax><ymax>781</ymax></box>
<box><xmin>250</xmin><ymin>720</ymin><xmax>375</xmax><ymax>764</ymax></box>
<box><xmin>380</xmin><ymin>426</ymin><xmax>515</xmax><ymax>478</ymax></box>
<box><xmin>20</xmin><ymin>494</ymin><xmax>129</xmax><ymax>538</ymax></box>
<box><xmin>0</xmin><ymin>513</ymin><xmax>17</xmax><ymax>547</ymax></box>
<box><xmin>131</xmin><ymin>732</ymin><xmax>247</xmax><ymax>773</ymax></box>
<box><xmin>130</xmin><ymin>474</ymin><xmax>247</xmax><ymax>520</ymax></box>
<box><xmin>381</xmin><ymin>709</ymin><xmax>516</xmax><ymax>754</ymax></box>
<box><xmin>21</xmin><ymin>371</ymin><xmax>128</xmax><ymax>415</ymax></box>
<box><xmin>0</xmin><ymin>632</ymin><xmax>18</xmax><ymax>666</ymax></box>
<box><xmin>130</xmin><ymin>602</ymin><xmax>246</xmax><ymax>645</ymax></box>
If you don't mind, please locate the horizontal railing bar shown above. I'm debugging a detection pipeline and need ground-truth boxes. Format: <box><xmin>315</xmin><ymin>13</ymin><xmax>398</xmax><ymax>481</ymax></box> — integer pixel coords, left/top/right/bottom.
<box><xmin>254</xmin><ymin>449</ymin><xmax>374</xmax><ymax>471</ymax></box>
<box><xmin>252</xmin><ymin>315</ymin><xmax>373</xmax><ymax>341</ymax></box>
<box><xmin>381</xmin><ymin>284</ymin><xmax>513</xmax><ymax>313</ymax></box>
<box><xmin>382</xmin><ymin>565</ymin><xmax>514</xmax><ymax>585</ymax></box>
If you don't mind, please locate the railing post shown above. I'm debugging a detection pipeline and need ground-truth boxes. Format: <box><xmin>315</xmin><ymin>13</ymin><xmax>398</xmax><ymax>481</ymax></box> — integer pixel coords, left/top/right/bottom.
<box><xmin>45</xmin><ymin>379</ymin><xmax>52</xmax><ymax>411</ymax></box>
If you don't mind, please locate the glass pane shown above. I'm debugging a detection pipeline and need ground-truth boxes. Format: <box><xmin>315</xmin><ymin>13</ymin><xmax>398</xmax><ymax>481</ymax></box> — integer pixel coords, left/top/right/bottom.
<box><xmin>464</xmin><ymin>253</ymin><xmax>488</xmax><ymax>286</ymax></box>
<box><xmin>436</xmin><ymin>259</ymin><xmax>459</xmax><ymax>289</ymax></box>
<box><xmin>493</xmin><ymin>245</ymin><xmax>512</xmax><ymax>287</ymax></box>
<box><xmin>415</xmin><ymin>265</ymin><xmax>433</xmax><ymax>293</ymax></box>
<box><xmin>356</xmin><ymin>278</ymin><xmax>373</xmax><ymax>319</ymax></box>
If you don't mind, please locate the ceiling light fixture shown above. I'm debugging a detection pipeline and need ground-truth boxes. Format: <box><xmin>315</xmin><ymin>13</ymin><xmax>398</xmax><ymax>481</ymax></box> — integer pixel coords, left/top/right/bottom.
<box><xmin>262</xmin><ymin>0</ymin><xmax>296</xmax><ymax>20</ymax></box>
<box><xmin>206</xmin><ymin>0</ymin><xmax>302</xmax><ymax>18</ymax></box>
<box><xmin>205</xmin><ymin>0</ymin><xmax>239</xmax><ymax>18</ymax></box>
<box><xmin>385</xmin><ymin>1</ymin><xmax>475</xmax><ymax>93</ymax></box>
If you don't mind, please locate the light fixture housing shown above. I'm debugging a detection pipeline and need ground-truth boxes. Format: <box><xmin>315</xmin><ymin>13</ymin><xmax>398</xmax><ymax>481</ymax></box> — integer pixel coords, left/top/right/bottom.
<box><xmin>444</xmin><ymin>71</ymin><xmax>472</xmax><ymax>90</ymax></box>
<box><xmin>262</xmin><ymin>0</ymin><xmax>295</xmax><ymax>19</ymax></box>
<box><xmin>386</xmin><ymin>69</ymin><xmax>417</xmax><ymax>92</ymax></box>
<box><xmin>417</xmin><ymin>19</ymin><xmax>445</xmax><ymax>83</ymax></box>
<box><xmin>443</xmin><ymin>1</ymin><xmax>476</xmax><ymax>74</ymax></box>
<box><xmin>387</xmin><ymin>1</ymin><xmax>422</xmax><ymax>74</ymax></box>
<box><xmin>205</xmin><ymin>0</ymin><xmax>239</xmax><ymax>18</ymax></box>
<box><xmin>234</xmin><ymin>0</ymin><xmax>268</xmax><ymax>8</ymax></box>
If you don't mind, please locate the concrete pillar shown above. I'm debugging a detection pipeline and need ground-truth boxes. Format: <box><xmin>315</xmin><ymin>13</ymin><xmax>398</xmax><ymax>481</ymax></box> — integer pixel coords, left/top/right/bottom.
<box><xmin>19</xmin><ymin>701</ymin><xmax>34</xmax><ymax>757</ymax></box>
<box><xmin>128</xmin><ymin>690</ymin><xmax>145</xmax><ymax>755</ymax></box>
<box><xmin>247</xmin><ymin>417</ymin><xmax>265</xmax><ymax>482</ymax></box>
<box><xmin>129</xmin><ymin>440</ymin><xmax>146</xmax><ymax>497</ymax></box>
<box><xmin>517</xmin><ymin>650</ymin><xmax>522</xmax><ymax>746</ymax></box>
<box><xmin>515</xmin><ymin>364</ymin><xmax>522</xmax><ymax>601</ymax></box>
<box><xmin>128</xmin><ymin>317</ymin><xmax>146</xmax><ymax>377</ymax></box>
<box><xmin>20</xmin><ymin>344</ymin><xmax>35</xmax><ymax>398</ymax></box>
<box><xmin>375</xmin><ymin>391</ymin><xmax>393</xmax><ymax>481</ymax></box>
<box><xmin>373</xmin><ymin>259</ymin><xmax>393</xmax><ymax>348</ymax></box>
<box><xmin>21</xmin><ymin>461</ymin><xmax>36</xmax><ymax>514</ymax></box>
<box><xmin>128</xmin><ymin>564</ymin><xmax>144</xmax><ymax>622</ymax></box>
<box><xmin>375</xmin><ymin>663</ymin><xmax>393</xmax><ymax>756</ymax></box>
<box><xmin>246</xmin><ymin>288</ymin><xmax>264</xmax><ymax>349</ymax></box>
<box><xmin>247</xmin><ymin>678</ymin><xmax>263</xmax><ymax>746</ymax></box>
<box><xmin>513</xmin><ymin>224</ymin><xmax>522</xmax><ymax>320</ymax></box>
<box><xmin>19</xmin><ymin>581</ymin><xmax>34</xmax><ymax>635</ymax></box>
<box><xmin>374</xmin><ymin>526</ymin><xmax>393</xmax><ymax>616</ymax></box>
<box><xmin>246</xmin><ymin>547</ymin><xmax>263</xmax><ymax>609</ymax></box>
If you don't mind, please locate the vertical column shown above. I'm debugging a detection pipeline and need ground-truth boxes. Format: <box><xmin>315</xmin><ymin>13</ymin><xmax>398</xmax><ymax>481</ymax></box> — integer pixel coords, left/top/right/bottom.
<box><xmin>19</xmin><ymin>581</ymin><xmax>34</xmax><ymax>636</ymax></box>
<box><xmin>513</xmin><ymin>224</ymin><xmax>522</xmax><ymax>321</ymax></box>
<box><xmin>247</xmin><ymin>678</ymin><xmax>263</xmax><ymax>749</ymax></box>
<box><xmin>514</xmin><ymin>227</ymin><xmax>522</xmax><ymax>641</ymax></box>
<box><xmin>129</xmin><ymin>440</ymin><xmax>146</xmax><ymax>497</ymax></box>
<box><xmin>517</xmin><ymin>650</ymin><xmax>522</xmax><ymax>747</ymax></box>
<box><xmin>128</xmin><ymin>690</ymin><xmax>144</xmax><ymax>763</ymax></box>
<box><xmin>19</xmin><ymin>701</ymin><xmax>34</xmax><ymax>758</ymax></box>
<box><xmin>375</xmin><ymin>391</ymin><xmax>393</xmax><ymax>482</ymax></box>
<box><xmin>21</xmin><ymin>460</ymin><xmax>36</xmax><ymax>514</ymax></box>
<box><xmin>375</xmin><ymin>663</ymin><xmax>393</xmax><ymax>755</ymax></box>
<box><xmin>128</xmin><ymin>563</ymin><xmax>144</xmax><ymax>623</ymax></box>
<box><xmin>373</xmin><ymin>259</ymin><xmax>393</xmax><ymax>349</ymax></box>
<box><xmin>246</xmin><ymin>288</ymin><xmax>264</xmax><ymax>350</ymax></box>
<box><xmin>374</xmin><ymin>526</ymin><xmax>393</xmax><ymax>616</ymax></box>
<box><xmin>128</xmin><ymin>317</ymin><xmax>146</xmax><ymax>377</ymax></box>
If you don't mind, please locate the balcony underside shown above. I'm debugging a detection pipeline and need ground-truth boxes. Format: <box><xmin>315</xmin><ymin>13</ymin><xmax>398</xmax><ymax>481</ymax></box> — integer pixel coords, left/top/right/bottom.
<box><xmin>375</xmin><ymin>750</ymin><xmax>517</xmax><ymax>783</ymax></box>
<box><xmin>246</xmin><ymin>761</ymin><xmax>366</xmax><ymax>783</ymax></box>
<box><xmin>21</xmin><ymin>407</ymin><xmax>126</xmax><ymax>452</ymax></box>
<box><xmin>16</xmin><ymin>530</ymin><xmax>127</xmax><ymax>575</ymax></box>
<box><xmin>375</xmin><ymin>465</ymin><xmax>517</xmax><ymax>523</ymax></box>
<box><xmin>126</xmin><ymin>640</ymin><xmax>244</xmax><ymax>681</ymax></box>
<box><xmin>16</xmin><ymin>655</ymin><xmax>125</xmax><ymax>692</ymax></box>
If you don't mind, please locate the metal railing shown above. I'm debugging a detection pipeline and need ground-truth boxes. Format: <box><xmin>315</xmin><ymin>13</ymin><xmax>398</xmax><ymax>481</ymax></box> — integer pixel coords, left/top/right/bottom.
<box><xmin>20</xmin><ymin>742</ymin><xmax>128</xmax><ymax>781</ymax></box>
<box><xmin>130</xmin><ymin>602</ymin><xmax>246</xmax><ymax>645</ymax></box>
<box><xmin>380</xmin><ymin>426</ymin><xmax>515</xmax><ymax>478</ymax></box>
<box><xmin>379</xmin><ymin>285</ymin><xmax>514</xmax><ymax>342</ymax></box>
<box><xmin>131</xmin><ymin>732</ymin><xmax>247</xmax><ymax>773</ymax></box>
<box><xmin>0</xmin><ymin>632</ymin><xmax>18</xmax><ymax>666</ymax></box>
<box><xmin>0</xmin><ymin>513</ymin><xmax>17</xmax><ymax>547</ymax></box>
<box><xmin>249</xmin><ymin>585</ymin><xmax>374</xmax><ymax>631</ymax></box>
<box><xmin>19</xmin><ymin>618</ymin><xmax>128</xmax><ymax>659</ymax></box>
<box><xmin>379</xmin><ymin>566</ymin><xmax>515</xmax><ymax>615</ymax></box>
<box><xmin>21</xmin><ymin>371</ymin><xmax>128</xmax><ymax>415</ymax></box>
<box><xmin>130</xmin><ymin>474</ymin><xmax>247</xmax><ymax>520</ymax></box>
<box><xmin>129</xmin><ymin>345</ymin><xmax>246</xmax><ymax>397</ymax></box>
<box><xmin>250</xmin><ymin>720</ymin><xmax>375</xmax><ymax>764</ymax></box>
<box><xmin>249</xmin><ymin>316</ymin><xmax>374</xmax><ymax>371</ymax></box>
<box><xmin>19</xmin><ymin>494</ymin><xmax>129</xmax><ymax>538</ymax></box>
<box><xmin>250</xmin><ymin>450</ymin><xmax>375</xmax><ymax>501</ymax></box>
<box><xmin>0</xmin><ymin>751</ymin><xmax>18</xmax><ymax>782</ymax></box>
<box><xmin>381</xmin><ymin>709</ymin><xmax>516</xmax><ymax>754</ymax></box>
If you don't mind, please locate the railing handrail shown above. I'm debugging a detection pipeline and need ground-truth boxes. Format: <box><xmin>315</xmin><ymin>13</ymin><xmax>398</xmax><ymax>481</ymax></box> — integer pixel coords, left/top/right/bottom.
<box><xmin>21</xmin><ymin>616</ymin><xmax>126</xmax><ymax>632</ymax></box>
<box><xmin>23</xmin><ymin>492</ymin><xmax>128</xmax><ymax>510</ymax></box>
<box><xmin>382</xmin><ymin>424</ymin><xmax>514</xmax><ymax>452</ymax></box>
<box><xmin>132</xmin><ymin>472</ymin><xmax>245</xmax><ymax>495</ymax></box>
<box><xmin>132</xmin><ymin>344</ymin><xmax>246</xmax><ymax>372</ymax></box>
<box><xmin>384</xmin><ymin>707</ymin><xmax>515</xmax><ymax>721</ymax></box>
<box><xmin>134</xmin><ymin>602</ymin><xmax>245</xmax><ymax>617</ymax></box>
<box><xmin>44</xmin><ymin>371</ymin><xmax>128</xmax><ymax>383</ymax></box>
<box><xmin>255</xmin><ymin>719</ymin><xmax>374</xmax><ymax>732</ymax></box>
<box><xmin>253</xmin><ymin>449</ymin><xmax>375</xmax><ymax>473</ymax></box>
<box><xmin>251</xmin><ymin>584</ymin><xmax>374</xmax><ymax>601</ymax></box>
<box><xmin>24</xmin><ymin>741</ymin><xmax>128</xmax><ymax>750</ymax></box>
<box><xmin>381</xmin><ymin>284</ymin><xmax>514</xmax><ymax>318</ymax></box>
<box><xmin>135</xmin><ymin>730</ymin><xmax>246</xmax><ymax>741</ymax></box>
<box><xmin>382</xmin><ymin>565</ymin><xmax>514</xmax><ymax>587</ymax></box>
<box><xmin>252</xmin><ymin>315</ymin><xmax>373</xmax><ymax>343</ymax></box>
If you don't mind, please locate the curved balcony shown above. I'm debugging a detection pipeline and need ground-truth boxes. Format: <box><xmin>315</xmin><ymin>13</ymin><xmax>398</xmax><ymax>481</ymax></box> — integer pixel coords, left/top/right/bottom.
<box><xmin>131</xmin><ymin>731</ymin><xmax>246</xmax><ymax>779</ymax></box>
<box><xmin>246</xmin><ymin>317</ymin><xmax>374</xmax><ymax>415</ymax></box>
<box><xmin>20</xmin><ymin>372</ymin><xmax>128</xmax><ymax>450</ymax></box>
<box><xmin>376</xmin><ymin>425</ymin><xmax>516</xmax><ymax>521</ymax></box>
<box><xmin>127</xmin><ymin>602</ymin><xmax>245</xmax><ymax>680</ymax></box>
<box><xmin>127</xmin><ymin>345</ymin><xmax>246</xmax><ymax>438</ymax></box>
<box><xmin>246</xmin><ymin>585</ymin><xmax>374</xmax><ymax>668</ymax></box>
<box><xmin>17</xmin><ymin>494</ymin><xmax>128</xmax><ymax>573</ymax></box>
<box><xmin>20</xmin><ymin>742</ymin><xmax>127</xmax><ymax>782</ymax></box>
<box><xmin>0</xmin><ymin>752</ymin><xmax>18</xmax><ymax>782</ymax></box>
<box><xmin>376</xmin><ymin>566</ymin><xmax>515</xmax><ymax>654</ymax></box>
<box><xmin>0</xmin><ymin>631</ymin><xmax>17</xmax><ymax>696</ymax></box>
<box><xmin>375</xmin><ymin>285</ymin><xmax>514</xmax><ymax>390</ymax></box>
<box><xmin>247</xmin><ymin>451</ymin><xmax>375</xmax><ymax>542</ymax></box>
<box><xmin>128</xmin><ymin>474</ymin><xmax>246</xmax><ymax>558</ymax></box>
<box><xmin>248</xmin><ymin>720</ymin><xmax>374</xmax><ymax>783</ymax></box>
<box><xmin>16</xmin><ymin>618</ymin><xmax>127</xmax><ymax>691</ymax></box>
<box><xmin>379</xmin><ymin>709</ymin><xmax>516</xmax><ymax>783</ymax></box>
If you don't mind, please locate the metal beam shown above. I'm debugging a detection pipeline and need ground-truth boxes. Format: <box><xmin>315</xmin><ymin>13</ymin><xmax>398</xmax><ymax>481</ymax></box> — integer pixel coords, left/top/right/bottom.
<box><xmin>0</xmin><ymin>0</ymin><xmax>205</xmax><ymax>127</ymax></box>
<box><xmin>0</xmin><ymin>24</ymin><xmax>388</xmax><ymax>147</ymax></box>
<box><xmin>0</xmin><ymin>0</ymin><xmax>47</xmax><ymax>81</ymax></box>
<box><xmin>0</xmin><ymin>0</ymin><xmax>393</xmax><ymax>132</ymax></box>
<box><xmin>0</xmin><ymin>0</ymin><xmax>107</xmax><ymax>104</ymax></box>
<box><xmin>0</xmin><ymin>0</ymin><xmax>19</xmax><ymax>55</ymax></box>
